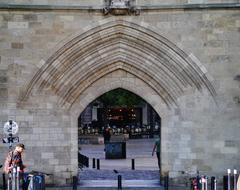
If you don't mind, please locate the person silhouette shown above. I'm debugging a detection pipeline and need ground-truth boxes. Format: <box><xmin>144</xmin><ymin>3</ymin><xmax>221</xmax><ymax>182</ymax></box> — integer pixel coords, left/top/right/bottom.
<box><xmin>103</xmin><ymin>127</ymin><xmax>111</xmax><ymax>143</ymax></box>
<box><xmin>152</xmin><ymin>137</ymin><xmax>160</xmax><ymax>170</ymax></box>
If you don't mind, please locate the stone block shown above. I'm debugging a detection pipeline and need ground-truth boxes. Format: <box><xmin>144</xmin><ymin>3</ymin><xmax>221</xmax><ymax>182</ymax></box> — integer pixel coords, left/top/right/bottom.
<box><xmin>41</xmin><ymin>152</ymin><xmax>54</xmax><ymax>159</ymax></box>
<box><xmin>221</xmin><ymin>147</ymin><xmax>238</xmax><ymax>154</ymax></box>
<box><xmin>0</xmin><ymin>88</ymin><xmax>8</xmax><ymax>99</ymax></box>
<box><xmin>29</xmin><ymin>21</ymin><xmax>42</xmax><ymax>28</ymax></box>
<box><xmin>8</xmin><ymin>22</ymin><xmax>29</xmax><ymax>29</ymax></box>
<box><xmin>188</xmin><ymin>0</ymin><xmax>204</xmax><ymax>3</ymax></box>
<box><xmin>49</xmin><ymin>158</ymin><xmax>59</xmax><ymax>165</ymax></box>
<box><xmin>11</xmin><ymin>42</ymin><xmax>24</xmax><ymax>49</ymax></box>
<box><xmin>225</xmin><ymin>140</ymin><xmax>237</xmax><ymax>147</ymax></box>
<box><xmin>59</xmin><ymin>15</ymin><xmax>74</xmax><ymax>22</ymax></box>
<box><xmin>23</xmin><ymin>14</ymin><xmax>38</xmax><ymax>21</ymax></box>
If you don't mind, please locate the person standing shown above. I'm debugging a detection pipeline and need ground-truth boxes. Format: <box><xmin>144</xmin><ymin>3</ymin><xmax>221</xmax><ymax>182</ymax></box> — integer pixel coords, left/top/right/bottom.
<box><xmin>4</xmin><ymin>143</ymin><xmax>27</xmax><ymax>189</ymax></box>
<box><xmin>152</xmin><ymin>138</ymin><xmax>160</xmax><ymax>170</ymax></box>
<box><xmin>103</xmin><ymin>127</ymin><xmax>111</xmax><ymax>143</ymax></box>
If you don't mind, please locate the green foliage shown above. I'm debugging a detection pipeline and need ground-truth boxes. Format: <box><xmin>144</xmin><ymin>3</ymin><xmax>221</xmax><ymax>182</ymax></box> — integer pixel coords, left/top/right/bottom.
<box><xmin>98</xmin><ymin>88</ymin><xmax>144</xmax><ymax>107</ymax></box>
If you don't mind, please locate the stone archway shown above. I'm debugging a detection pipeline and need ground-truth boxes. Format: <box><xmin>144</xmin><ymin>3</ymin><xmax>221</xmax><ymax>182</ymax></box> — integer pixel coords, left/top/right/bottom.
<box><xmin>19</xmin><ymin>19</ymin><xmax>216</xmax><ymax>108</ymax></box>
<box><xmin>18</xmin><ymin>19</ymin><xmax>216</xmax><ymax>184</ymax></box>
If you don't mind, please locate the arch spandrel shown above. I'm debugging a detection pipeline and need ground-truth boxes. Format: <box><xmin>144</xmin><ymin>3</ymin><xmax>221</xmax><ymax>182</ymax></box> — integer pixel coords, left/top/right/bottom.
<box><xmin>18</xmin><ymin>19</ymin><xmax>216</xmax><ymax>110</ymax></box>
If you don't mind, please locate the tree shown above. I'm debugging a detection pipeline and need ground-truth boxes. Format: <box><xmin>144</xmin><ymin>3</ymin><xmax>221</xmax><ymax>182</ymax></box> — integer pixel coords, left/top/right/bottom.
<box><xmin>97</xmin><ymin>88</ymin><xmax>144</xmax><ymax>127</ymax></box>
<box><xmin>98</xmin><ymin>88</ymin><xmax>144</xmax><ymax>107</ymax></box>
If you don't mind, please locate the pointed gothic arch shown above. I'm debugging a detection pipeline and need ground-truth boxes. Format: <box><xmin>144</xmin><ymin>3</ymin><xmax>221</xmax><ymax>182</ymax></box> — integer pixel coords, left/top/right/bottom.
<box><xmin>19</xmin><ymin>19</ymin><xmax>216</xmax><ymax>110</ymax></box>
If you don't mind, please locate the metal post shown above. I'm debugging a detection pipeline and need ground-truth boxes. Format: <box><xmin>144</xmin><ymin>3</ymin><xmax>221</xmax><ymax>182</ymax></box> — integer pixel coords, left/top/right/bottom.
<box><xmin>118</xmin><ymin>175</ymin><xmax>122</xmax><ymax>190</ymax></box>
<box><xmin>131</xmin><ymin>159</ymin><xmax>135</xmax><ymax>170</ymax></box>
<box><xmin>205</xmin><ymin>176</ymin><xmax>208</xmax><ymax>190</ymax></box>
<box><xmin>12</xmin><ymin>167</ymin><xmax>16</xmax><ymax>190</ymax></box>
<box><xmin>97</xmin><ymin>159</ymin><xmax>100</xmax><ymax>170</ymax></box>
<box><xmin>7</xmin><ymin>172</ymin><xmax>11</xmax><ymax>190</ymax></box>
<box><xmin>3</xmin><ymin>173</ymin><xmax>7</xmax><ymax>190</ymax></box>
<box><xmin>72</xmin><ymin>176</ymin><xmax>78</xmax><ymax>190</ymax></box>
<box><xmin>223</xmin><ymin>175</ymin><xmax>228</xmax><ymax>190</ymax></box>
<box><xmin>164</xmin><ymin>175</ymin><xmax>168</xmax><ymax>190</ymax></box>
<box><xmin>211</xmin><ymin>176</ymin><xmax>217</xmax><ymax>190</ymax></box>
<box><xmin>201</xmin><ymin>176</ymin><xmax>205</xmax><ymax>190</ymax></box>
<box><xmin>16</xmin><ymin>167</ymin><xmax>20</xmax><ymax>190</ymax></box>
<box><xmin>214</xmin><ymin>178</ymin><xmax>217</xmax><ymax>190</ymax></box>
<box><xmin>92</xmin><ymin>158</ymin><xmax>95</xmax><ymax>168</ymax></box>
<box><xmin>233</xmin><ymin>169</ymin><xmax>237</xmax><ymax>190</ymax></box>
<box><xmin>228</xmin><ymin>169</ymin><xmax>231</xmax><ymax>190</ymax></box>
<box><xmin>197</xmin><ymin>173</ymin><xmax>201</xmax><ymax>190</ymax></box>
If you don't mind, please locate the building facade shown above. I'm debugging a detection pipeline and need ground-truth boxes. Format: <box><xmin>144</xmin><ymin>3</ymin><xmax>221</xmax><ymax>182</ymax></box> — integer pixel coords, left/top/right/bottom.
<box><xmin>0</xmin><ymin>0</ymin><xmax>239</xmax><ymax>185</ymax></box>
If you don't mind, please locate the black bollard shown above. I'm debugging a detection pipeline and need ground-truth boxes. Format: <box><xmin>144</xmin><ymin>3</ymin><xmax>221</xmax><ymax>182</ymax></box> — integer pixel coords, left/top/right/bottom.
<box><xmin>118</xmin><ymin>175</ymin><xmax>122</xmax><ymax>190</ymax></box>
<box><xmin>72</xmin><ymin>176</ymin><xmax>78</xmax><ymax>190</ymax></box>
<box><xmin>223</xmin><ymin>175</ymin><xmax>228</xmax><ymax>190</ymax></box>
<box><xmin>211</xmin><ymin>176</ymin><xmax>217</xmax><ymax>190</ymax></box>
<box><xmin>97</xmin><ymin>159</ymin><xmax>100</xmax><ymax>170</ymax></box>
<box><xmin>164</xmin><ymin>175</ymin><xmax>169</xmax><ymax>190</ymax></box>
<box><xmin>197</xmin><ymin>174</ymin><xmax>201</xmax><ymax>190</ymax></box>
<box><xmin>228</xmin><ymin>169</ymin><xmax>231</xmax><ymax>190</ymax></box>
<box><xmin>223</xmin><ymin>175</ymin><xmax>234</xmax><ymax>190</ymax></box>
<box><xmin>131</xmin><ymin>159</ymin><xmax>135</xmax><ymax>170</ymax></box>
<box><xmin>92</xmin><ymin>158</ymin><xmax>96</xmax><ymax>168</ymax></box>
<box><xmin>2</xmin><ymin>173</ymin><xmax>6</xmax><ymax>190</ymax></box>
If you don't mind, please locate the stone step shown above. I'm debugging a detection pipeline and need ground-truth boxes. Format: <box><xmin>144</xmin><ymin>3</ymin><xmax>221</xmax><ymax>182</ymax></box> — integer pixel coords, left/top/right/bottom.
<box><xmin>79</xmin><ymin>169</ymin><xmax>160</xmax><ymax>180</ymax></box>
<box><xmin>46</xmin><ymin>187</ymin><xmax>165</xmax><ymax>190</ymax></box>
<box><xmin>80</xmin><ymin>179</ymin><xmax>163</xmax><ymax>188</ymax></box>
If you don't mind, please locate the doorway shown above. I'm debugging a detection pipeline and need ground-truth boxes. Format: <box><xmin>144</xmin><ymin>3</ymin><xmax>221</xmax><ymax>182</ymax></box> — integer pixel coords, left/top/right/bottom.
<box><xmin>77</xmin><ymin>88</ymin><xmax>162</xmax><ymax>186</ymax></box>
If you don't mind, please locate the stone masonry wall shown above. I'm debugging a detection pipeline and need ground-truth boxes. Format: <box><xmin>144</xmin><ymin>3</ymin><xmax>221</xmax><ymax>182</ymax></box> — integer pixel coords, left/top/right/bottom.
<box><xmin>0</xmin><ymin>0</ymin><xmax>239</xmax><ymax>6</ymax></box>
<box><xmin>0</xmin><ymin>2</ymin><xmax>239</xmax><ymax>186</ymax></box>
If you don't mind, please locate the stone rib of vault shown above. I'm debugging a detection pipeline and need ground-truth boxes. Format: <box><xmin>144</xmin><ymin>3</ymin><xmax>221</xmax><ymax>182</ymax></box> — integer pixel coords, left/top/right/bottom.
<box><xmin>19</xmin><ymin>20</ymin><xmax>216</xmax><ymax>109</ymax></box>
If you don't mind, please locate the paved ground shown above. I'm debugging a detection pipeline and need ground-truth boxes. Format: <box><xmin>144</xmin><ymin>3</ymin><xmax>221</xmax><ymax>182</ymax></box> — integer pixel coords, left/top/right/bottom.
<box><xmin>77</xmin><ymin>138</ymin><xmax>164</xmax><ymax>189</ymax></box>
<box><xmin>46</xmin><ymin>138</ymin><xmax>224</xmax><ymax>190</ymax></box>
<box><xmin>46</xmin><ymin>185</ymin><xmax>193</xmax><ymax>190</ymax></box>
<box><xmin>46</xmin><ymin>187</ymin><xmax>170</xmax><ymax>190</ymax></box>
<box><xmin>79</xmin><ymin>138</ymin><xmax>159</xmax><ymax>170</ymax></box>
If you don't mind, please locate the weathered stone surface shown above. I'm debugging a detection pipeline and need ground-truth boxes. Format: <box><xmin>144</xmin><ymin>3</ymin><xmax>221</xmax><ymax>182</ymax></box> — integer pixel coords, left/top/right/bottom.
<box><xmin>11</xmin><ymin>42</ymin><xmax>24</xmax><ymax>49</ymax></box>
<box><xmin>0</xmin><ymin>2</ymin><xmax>239</xmax><ymax>186</ymax></box>
<box><xmin>8</xmin><ymin>21</ymin><xmax>29</xmax><ymax>29</ymax></box>
<box><xmin>0</xmin><ymin>88</ymin><xmax>8</xmax><ymax>98</ymax></box>
<box><xmin>23</xmin><ymin>14</ymin><xmax>38</xmax><ymax>21</ymax></box>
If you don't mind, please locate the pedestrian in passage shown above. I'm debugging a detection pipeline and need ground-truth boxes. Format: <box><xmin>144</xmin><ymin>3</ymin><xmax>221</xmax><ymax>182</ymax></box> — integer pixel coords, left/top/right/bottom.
<box><xmin>103</xmin><ymin>127</ymin><xmax>111</xmax><ymax>143</ymax></box>
<box><xmin>152</xmin><ymin>137</ymin><xmax>160</xmax><ymax>170</ymax></box>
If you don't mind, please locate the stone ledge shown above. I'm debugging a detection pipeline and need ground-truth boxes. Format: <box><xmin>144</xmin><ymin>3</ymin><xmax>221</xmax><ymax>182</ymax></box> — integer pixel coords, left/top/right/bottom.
<box><xmin>0</xmin><ymin>3</ymin><xmax>239</xmax><ymax>11</ymax></box>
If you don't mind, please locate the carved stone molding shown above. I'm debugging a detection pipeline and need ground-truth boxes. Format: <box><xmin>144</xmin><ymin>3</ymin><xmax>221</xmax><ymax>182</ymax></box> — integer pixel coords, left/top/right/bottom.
<box><xmin>103</xmin><ymin>0</ymin><xmax>140</xmax><ymax>15</ymax></box>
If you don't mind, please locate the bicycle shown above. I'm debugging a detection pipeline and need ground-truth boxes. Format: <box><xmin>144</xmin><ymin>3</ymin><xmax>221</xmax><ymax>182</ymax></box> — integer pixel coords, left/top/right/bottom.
<box><xmin>177</xmin><ymin>170</ymin><xmax>201</xmax><ymax>190</ymax></box>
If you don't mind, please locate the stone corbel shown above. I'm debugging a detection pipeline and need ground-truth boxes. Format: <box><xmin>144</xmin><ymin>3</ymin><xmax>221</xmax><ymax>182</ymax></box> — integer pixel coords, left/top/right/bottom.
<box><xmin>103</xmin><ymin>0</ymin><xmax>140</xmax><ymax>16</ymax></box>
